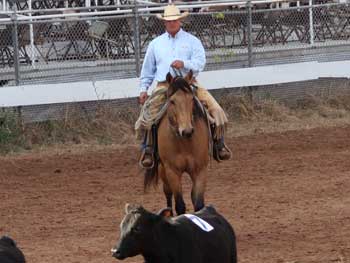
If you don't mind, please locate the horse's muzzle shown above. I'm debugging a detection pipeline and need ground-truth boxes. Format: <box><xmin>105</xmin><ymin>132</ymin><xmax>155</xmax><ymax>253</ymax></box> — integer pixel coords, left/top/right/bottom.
<box><xmin>111</xmin><ymin>248</ymin><xmax>126</xmax><ymax>260</ymax></box>
<box><xmin>179</xmin><ymin>127</ymin><xmax>194</xmax><ymax>138</ymax></box>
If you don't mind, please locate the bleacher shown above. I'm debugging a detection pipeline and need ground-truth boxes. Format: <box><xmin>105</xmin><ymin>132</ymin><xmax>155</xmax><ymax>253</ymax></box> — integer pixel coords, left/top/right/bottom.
<box><xmin>0</xmin><ymin>0</ymin><xmax>349</xmax><ymax>86</ymax></box>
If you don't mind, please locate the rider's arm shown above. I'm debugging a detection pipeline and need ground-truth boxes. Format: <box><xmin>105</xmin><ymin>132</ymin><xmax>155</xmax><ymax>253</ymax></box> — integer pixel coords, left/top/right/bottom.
<box><xmin>140</xmin><ymin>42</ymin><xmax>156</xmax><ymax>93</ymax></box>
<box><xmin>183</xmin><ymin>37</ymin><xmax>206</xmax><ymax>74</ymax></box>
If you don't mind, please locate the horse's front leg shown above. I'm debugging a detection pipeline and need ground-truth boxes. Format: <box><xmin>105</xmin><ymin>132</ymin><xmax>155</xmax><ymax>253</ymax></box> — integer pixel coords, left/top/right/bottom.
<box><xmin>165</xmin><ymin>166</ymin><xmax>186</xmax><ymax>215</ymax></box>
<box><xmin>191</xmin><ymin>168</ymin><xmax>207</xmax><ymax>212</ymax></box>
<box><xmin>159</xmin><ymin>164</ymin><xmax>173</xmax><ymax>212</ymax></box>
<box><xmin>163</xmin><ymin>182</ymin><xmax>173</xmax><ymax>210</ymax></box>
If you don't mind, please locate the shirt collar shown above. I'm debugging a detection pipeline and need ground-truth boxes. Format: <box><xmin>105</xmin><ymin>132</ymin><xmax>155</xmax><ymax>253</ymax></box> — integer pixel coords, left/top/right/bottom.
<box><xmin>167</xmin><ymin>28</ymin><xmax>183</xmax><ymax>39</ymax></box>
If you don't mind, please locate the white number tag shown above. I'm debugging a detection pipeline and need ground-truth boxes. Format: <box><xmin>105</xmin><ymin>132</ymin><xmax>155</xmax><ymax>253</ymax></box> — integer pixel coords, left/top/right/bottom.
<box><xmin>183</xmin><ymin>214</ymin><xmax>214</xmax><ymax>232</ymax></box>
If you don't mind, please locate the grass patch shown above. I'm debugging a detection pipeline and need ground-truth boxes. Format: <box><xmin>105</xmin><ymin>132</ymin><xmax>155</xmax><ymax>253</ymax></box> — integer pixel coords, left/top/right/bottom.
<box><xmin>1</xmin><ymin>91</ymin><xmax>350</xmax><ymax>155</ymax></box>
<box><xmin>219</xmin><ymin>92</ymin><xmax>350</xmax><ymax>137</ymax></box>
<box><xmin>0</xmin><ymin>104</ymin><xmax>139</xmax><ymax>154</ymax></box>
<box><xmin>0</xmin><ymin>111</ymin><xmax>26</xmax><ymax>153</ymax></box>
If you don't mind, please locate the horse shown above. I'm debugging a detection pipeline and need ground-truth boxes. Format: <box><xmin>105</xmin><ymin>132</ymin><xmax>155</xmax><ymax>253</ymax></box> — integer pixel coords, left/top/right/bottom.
<box><xmin>144</xmin><ymin>70</ymin><xmax>210</xmax><ymax>215</ymax></box>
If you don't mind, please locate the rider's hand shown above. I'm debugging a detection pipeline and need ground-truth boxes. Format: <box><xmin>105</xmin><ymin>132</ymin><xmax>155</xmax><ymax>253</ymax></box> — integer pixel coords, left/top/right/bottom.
<box><xmin>171</xmin><ymin>60</ymin><xmax>184</xmax><ymax>69</ymax></box>
<box><xmin>139</xmin><ymin>92</ymin><xmax>148</xmax><ymax>105</ymax></box>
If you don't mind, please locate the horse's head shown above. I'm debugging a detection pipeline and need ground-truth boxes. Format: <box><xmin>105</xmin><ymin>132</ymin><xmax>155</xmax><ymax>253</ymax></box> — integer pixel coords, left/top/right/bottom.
<box><xmin>166</xmin><ymin>70</ymin><xmax>195</xmax><ymax>138</ymax></box>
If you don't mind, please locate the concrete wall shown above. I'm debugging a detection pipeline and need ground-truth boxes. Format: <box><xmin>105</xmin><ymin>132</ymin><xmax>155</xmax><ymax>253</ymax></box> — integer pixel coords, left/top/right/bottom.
<box><xmin>1</xmin><ymin>60</ymin><xmax>350</xmax><ymax>108</ymax></box>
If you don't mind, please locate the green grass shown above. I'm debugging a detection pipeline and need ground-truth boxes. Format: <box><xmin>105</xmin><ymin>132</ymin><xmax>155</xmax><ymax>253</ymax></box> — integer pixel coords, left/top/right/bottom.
<box><xmin>0</xmin><ymin>111</ymin><xmax>26</xmax><ymax>154</ymax></box>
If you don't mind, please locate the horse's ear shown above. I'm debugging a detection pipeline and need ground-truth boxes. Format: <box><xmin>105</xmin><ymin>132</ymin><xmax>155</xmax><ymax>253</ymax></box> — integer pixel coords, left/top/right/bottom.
<box><xmin>166</xmin><ymin>72</ymin><xmax>173</xmax><ymax>84</ymax></box>
<box><xmin>157</xmin><ymin>207</ymin><xmax>173</xmax><ymax>218</ymax></box>
<box><xmin>166</xmin><ymin>72</ymin><xmax>176</xmax><ymax>98</ymax></box>
<box><xmin>125</xmin><ymin>203</ymin><xmax>132</xmax><ymax>214</ymax></box>
<box><xmin>184</xmin><ymin>70</ymin><xmax>193</xmax><ymax>83</ymax></box>
<box><xmin>125</xmin><ymin>203</ymin><xmax>142</xmax><ymax>214</ymax></box>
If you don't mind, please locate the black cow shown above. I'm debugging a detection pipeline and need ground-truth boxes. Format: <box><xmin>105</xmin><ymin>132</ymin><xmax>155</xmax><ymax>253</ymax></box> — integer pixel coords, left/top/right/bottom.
<box><xmin>111</xmin><ymin>204</ymin><xmax>237</xmax><ymax>263</ymax></box>
<box><xmin>0</xmin><ymin>236</ymin><xmax>26</xmax><ymax>263</ymax></box>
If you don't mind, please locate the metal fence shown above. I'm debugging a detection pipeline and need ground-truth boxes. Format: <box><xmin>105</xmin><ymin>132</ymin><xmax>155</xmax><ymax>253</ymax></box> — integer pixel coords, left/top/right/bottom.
<box><xmin>1</xmin><ymin>1</ymin><xmax>350</xmax><ymax>86</ymax></box>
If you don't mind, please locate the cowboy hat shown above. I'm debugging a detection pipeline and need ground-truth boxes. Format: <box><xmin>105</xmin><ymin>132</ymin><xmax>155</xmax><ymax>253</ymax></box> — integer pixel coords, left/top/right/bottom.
<box><xmin>156</xmin><ymin>4</ymin><xmax>189</xmax><ymax>21</ymax></box>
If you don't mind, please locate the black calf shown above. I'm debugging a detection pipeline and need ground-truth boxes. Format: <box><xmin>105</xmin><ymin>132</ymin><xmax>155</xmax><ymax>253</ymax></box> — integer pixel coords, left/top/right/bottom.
<box><xmin>0</xmin><ymin>236</ymin><xmax>26</xmax><ymax>263</ymax></box>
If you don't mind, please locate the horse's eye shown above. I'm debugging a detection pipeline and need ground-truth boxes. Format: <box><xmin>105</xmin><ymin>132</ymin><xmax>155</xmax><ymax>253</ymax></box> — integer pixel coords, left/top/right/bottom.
<box><xmin>170</xmin><ymin>100</ymin><xmax>175</xmax><ymax>106</ymax></box>
<box><xmin>131</xmin><ymin>226</ymin><xmax>141</xmax><ymax>234</ymax></box>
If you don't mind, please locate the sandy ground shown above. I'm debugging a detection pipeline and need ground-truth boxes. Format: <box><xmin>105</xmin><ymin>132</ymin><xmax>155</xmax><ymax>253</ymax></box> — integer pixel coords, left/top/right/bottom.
<box><xmin>1</xmin><ymin>125</ymin><xmax>350</xmax><ymax>263</ymax></box>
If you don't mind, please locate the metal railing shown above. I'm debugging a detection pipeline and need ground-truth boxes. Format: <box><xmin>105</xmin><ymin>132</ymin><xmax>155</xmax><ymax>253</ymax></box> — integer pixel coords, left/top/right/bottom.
<box><xmin>0</xmin><ymin>0</ymin><xmax>350</xmax><ymax>86</ymax></box>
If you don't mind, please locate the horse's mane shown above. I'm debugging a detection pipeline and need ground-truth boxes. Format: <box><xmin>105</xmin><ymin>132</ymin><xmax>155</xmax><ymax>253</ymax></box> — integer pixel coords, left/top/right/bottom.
<box><xmin>168</xmin><ymin>76</ymin><xmax>192</xmax><ymax>96</ymax></box>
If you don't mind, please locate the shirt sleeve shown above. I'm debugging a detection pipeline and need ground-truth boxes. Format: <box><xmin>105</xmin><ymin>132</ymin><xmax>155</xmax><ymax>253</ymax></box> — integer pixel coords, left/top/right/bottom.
<box><xmin>140</xmin><ymin>42</ymin><xmax>156</xmax><ymax>93</ymax></box>
<box><xmin>183</xmin><ymin>37</ymin><xmax>206</xmax><ymax>74</ymax></box>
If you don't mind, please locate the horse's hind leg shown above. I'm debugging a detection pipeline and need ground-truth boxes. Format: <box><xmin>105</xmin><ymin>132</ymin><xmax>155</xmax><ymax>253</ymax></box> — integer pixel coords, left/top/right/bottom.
<box><xmin>165</xmin><ymin>167</ymin><xmax>186</xmax><ymax>215</ymax></box>
<box><xmin>191</xmin><ymin>169</ymin><xmax>207</xmax><ymax>212</ymax></box>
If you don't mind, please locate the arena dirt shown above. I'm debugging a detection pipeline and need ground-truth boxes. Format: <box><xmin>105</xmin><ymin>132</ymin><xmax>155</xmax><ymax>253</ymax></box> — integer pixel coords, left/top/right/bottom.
<box><xmin>1</xmin><ymin>125</ymin><xmax>350</xmax><ymax>263</ymax></box>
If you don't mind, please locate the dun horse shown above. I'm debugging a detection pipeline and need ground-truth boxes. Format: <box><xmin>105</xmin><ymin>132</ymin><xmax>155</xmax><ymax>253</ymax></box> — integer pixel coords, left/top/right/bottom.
<box><xmin>144</xmin><ymin>71</ymin><xmax>210</xmax><ymax>215</ymax></box>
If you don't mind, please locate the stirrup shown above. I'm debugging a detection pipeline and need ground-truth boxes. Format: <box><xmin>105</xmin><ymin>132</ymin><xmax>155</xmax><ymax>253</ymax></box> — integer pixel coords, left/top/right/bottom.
<box><xmin>213</xmin><ymin>141</ymin><xmax>232</xmax><ymax>162</ymax></box>
<box><xmin>139</xmin><ymin>146</ymin><xmax>155</xmax><ymax>169</ymax></box>
<box><xmin>218</xmin><ymin>144</ymin><xmax>231</xmax><ymax>161</ymax></box>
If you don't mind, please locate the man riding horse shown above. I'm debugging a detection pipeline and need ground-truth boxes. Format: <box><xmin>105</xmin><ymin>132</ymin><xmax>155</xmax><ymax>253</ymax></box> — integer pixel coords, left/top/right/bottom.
<box><xmin>135</xmin><ymin>4</ymin><xmax>231</xmax><ymax>168</ymax></box>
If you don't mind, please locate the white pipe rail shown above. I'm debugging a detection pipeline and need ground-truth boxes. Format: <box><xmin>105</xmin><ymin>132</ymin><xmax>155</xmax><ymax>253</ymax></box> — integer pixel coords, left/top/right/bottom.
<box><xmin>0</xmin><ymin>0</ymin><xmax>317</xmax><ymax>22</ymax></box>
<box><xmin>136</xmin><ymin>0</ymin><xmax>158</xmax><ymax>5</ymax></box>
<box><xmin>0</xmin><ymin>0</ymin><xmax>315</xmax><ymax>15</ymax></box>
<box><xmin>0</xmin><ymin>8</ymin><xmax>133</xmax><ymax>22</ymax></box>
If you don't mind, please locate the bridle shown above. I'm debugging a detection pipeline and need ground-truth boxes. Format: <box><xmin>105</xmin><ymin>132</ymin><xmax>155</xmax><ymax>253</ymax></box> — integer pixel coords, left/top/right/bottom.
<box><xmin>167</xmin><ymin>76</ymin><xmax>195</xmax><ymax>137</ymax></box>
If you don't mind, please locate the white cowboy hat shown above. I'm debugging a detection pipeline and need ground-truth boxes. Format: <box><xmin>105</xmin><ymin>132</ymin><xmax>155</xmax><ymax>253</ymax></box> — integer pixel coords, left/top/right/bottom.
<box><xmin>156</xmin><ymin>4</ymin><xmax>189</xmax><ymax>21</ymax></box>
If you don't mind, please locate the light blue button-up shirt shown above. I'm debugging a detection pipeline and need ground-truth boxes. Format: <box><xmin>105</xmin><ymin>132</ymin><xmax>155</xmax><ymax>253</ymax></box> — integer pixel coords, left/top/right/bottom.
<box><xmin>139</xmin><ymin>28</ymin><xmax>206</xmax><ymax>93</ymax></box>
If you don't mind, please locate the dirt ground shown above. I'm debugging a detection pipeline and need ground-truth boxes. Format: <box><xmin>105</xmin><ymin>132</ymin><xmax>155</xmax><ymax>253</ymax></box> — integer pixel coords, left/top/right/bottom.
<box><xmin>1</xmin><ymin>125</ymin><xmax>350</xmax><ymax>263</ymax></box>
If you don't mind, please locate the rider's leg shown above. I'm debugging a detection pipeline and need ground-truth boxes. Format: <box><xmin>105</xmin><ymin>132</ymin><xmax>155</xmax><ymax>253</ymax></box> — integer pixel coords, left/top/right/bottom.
<box><xmin>211</xmin><ymin>128</ymin><xmax>231</xmax><ymax>161</ymax></box>
<box><xmin>139</xmin><ymin>128</ymin><xmax>154</xmax><ymax>168</ymax></box>
<box><xmin>195</xmin><ymin>83</ymin><xmax>231</xmax><ymax>161</ymax></box>
<box><xmin>137</xmin><ymin>84</ymin><xmax>169</xmax><ymax>168</ymax></box>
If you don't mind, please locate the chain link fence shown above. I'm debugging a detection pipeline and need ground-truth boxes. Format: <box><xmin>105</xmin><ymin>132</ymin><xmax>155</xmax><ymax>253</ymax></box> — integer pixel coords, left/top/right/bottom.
<box><xmin>0</xmin><ymin>0</ymin><xmax>350</xmax><ymax>151</ymax></box>
<box><xmin>0</xmin><ymin>1</ymin><xmax>350</xmax><ymax>86</ymax></box>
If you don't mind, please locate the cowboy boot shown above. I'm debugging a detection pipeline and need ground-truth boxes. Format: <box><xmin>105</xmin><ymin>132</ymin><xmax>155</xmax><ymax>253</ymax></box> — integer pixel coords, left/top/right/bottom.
<box><xmin>213</xmin><ymin>137</ymin><xmax>232</xmax><ymax>161</ymax></box>
<box><xmin>140</xmin><ymin>146</ymin><xmax>154</xmax><ymax>168</ymax></box>
<box><xmin>139</xmin><ymin>130</ymin><xmax>154</xmax><ymax>169</ymax></box>
<box><xmin>210</xmin><ymin>124</ymin><xmax>231</xmax><ymax>161</ymax></box>
<box><xmin>218</xmin><ymin>137</ymin><xmax>231</xmax><ymax>160</ymax></box>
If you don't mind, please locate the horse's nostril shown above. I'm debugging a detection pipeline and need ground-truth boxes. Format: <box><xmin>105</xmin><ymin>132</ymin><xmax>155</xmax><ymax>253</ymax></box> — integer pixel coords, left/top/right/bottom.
<box><xmin>176</xmin><ymin>130</ymin><xmax>181</xmax><ymax>137</ymax></box>
<box><xmin>112</xmin><ymin>249</ymin><xmax>122</xmax><ymax>259</ymax></box>
<box><xmin>183</xmin><ymin>128</ymin><xmax>194</xmax><ymax>138</ymax></box>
